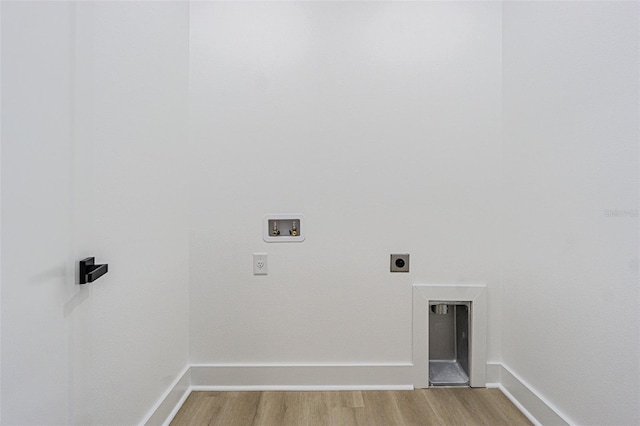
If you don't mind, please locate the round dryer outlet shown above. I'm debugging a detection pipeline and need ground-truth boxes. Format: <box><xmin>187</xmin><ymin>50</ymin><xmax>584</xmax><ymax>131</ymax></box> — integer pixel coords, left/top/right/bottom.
<box><xmin>390</xmin><ymin>254</ymin><xmax>410</xmax><ymax>272</ymax></box>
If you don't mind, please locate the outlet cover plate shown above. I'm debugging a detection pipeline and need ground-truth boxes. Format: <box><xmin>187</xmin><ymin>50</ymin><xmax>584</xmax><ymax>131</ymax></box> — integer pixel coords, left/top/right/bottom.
<box><xmin>253</xmin><ymin>253</ymin><xmax>268</xmax><ymax>275</ymax></box>
<box><xmin>390</xmin><ymin>254</ymin><xmax>410</xmax><ymax>272</ymax></box>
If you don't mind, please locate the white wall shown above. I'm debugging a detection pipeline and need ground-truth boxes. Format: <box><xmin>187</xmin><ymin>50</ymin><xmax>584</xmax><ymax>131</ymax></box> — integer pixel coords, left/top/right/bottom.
<box><xmin>1</xmin><ymin>3</ymin><xmax>75</xmax><ymax>423</ymax></box>
<box><xmin>71</xmin><ymin>3</ymin><xmax>190</xmax><ymax>424</ymax></box>
<box><xmin>0</xmin><ymin>2</ymin><xmax>4</xmax><ymax>421</ymax></box>
<box><xmin>1</xmin><ymin>2</ymin><xmax>190</xmax><ymax>424</ymax></box>
<box><xmin>2</xmin><ymin>1</ymin><xmax>639</xmax><ymax>424</ymax></box>
<box><xmin>502</xmin><ymin>2</ymin><xmax>639</xmax><ymax>425</ymax></box>
<box><xmin>189</xmin><ymin>2</ymin><xmax>503</xmax><ymax>365</ymax></box>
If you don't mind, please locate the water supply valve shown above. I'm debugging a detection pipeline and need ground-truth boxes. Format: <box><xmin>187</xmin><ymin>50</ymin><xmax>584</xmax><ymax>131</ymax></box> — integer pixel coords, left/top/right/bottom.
<box><xmin>263</xmin><ymin>214</ymin><xmax>304</xmax><ymax>242</ymax></box>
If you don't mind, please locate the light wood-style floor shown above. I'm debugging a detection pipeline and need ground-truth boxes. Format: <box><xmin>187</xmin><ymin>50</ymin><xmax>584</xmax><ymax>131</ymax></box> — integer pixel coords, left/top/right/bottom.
<box><xmin>170</xmin><ymin>389</ymin><xmax>532</xmax><ymax>426</ymax></box>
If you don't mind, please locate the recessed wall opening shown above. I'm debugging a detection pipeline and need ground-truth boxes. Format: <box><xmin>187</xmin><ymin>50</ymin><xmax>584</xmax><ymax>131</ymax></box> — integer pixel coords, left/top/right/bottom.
<box><xmin>413</xmin><ymin>284</ymin><xmax>486</xmax><ymax>388</ymax></box>
<box><xmin>429</xmin><ymin>301</ymin><xmax>470</xmax><ymax>387</ymax></box>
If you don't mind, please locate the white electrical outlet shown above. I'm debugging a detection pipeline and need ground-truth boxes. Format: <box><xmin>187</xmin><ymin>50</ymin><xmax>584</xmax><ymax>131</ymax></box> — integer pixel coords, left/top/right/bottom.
<box><xmin>253</xmin><ymin>253</ymin><xmax>268</xmax><ymax>275</ymax></box>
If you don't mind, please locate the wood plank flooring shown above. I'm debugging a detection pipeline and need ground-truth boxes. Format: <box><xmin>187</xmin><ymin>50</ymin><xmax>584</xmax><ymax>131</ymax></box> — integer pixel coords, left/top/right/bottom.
<box><xmin>170</xmin><ymin>389</ymin><xmax>532</xmax><ymax>426</ymax></box>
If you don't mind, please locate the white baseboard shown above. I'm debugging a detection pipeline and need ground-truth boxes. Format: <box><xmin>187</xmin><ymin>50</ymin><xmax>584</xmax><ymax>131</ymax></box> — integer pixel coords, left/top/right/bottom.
<box><xmin>142</xmin><ymin>366</ymin><xmax>191</xmax><ymax>426</ymax></box>
<box><xmin>485</xmin><ymin>362</ymin><xmax>502</xmax><ymax>386</ymax></box>
<box><xmin>189</xmin><ymin>363</ymin><xmax>413</xmax><ymax>388</ymax></box>
<box><xmin>143</xmin><ymin>362</ymin><xmax>570</xmax><ymax>426</ymax></box>
<box><xmin>498</xmin><ymin>363</ymin><xmax>571</xmax><ymax>426</ymax></box>
<box><xmin>190</xmin><ymin>385</ymin><xmax>414</xmax><ymax>392</ymax></box>
<box><xmin>142</xmin><ymin>363</ymin><xmax>413</xmax><ymax>425</ymax></box>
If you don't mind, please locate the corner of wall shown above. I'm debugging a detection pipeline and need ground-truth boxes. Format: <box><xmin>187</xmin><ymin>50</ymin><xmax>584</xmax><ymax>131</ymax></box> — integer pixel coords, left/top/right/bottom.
<box><xmin>0</xmin><ymin>0</ymin><xmax>3</xmax><ymax>419</ymax></box>
<box><xmin>143</xmin><ymin>362</ymin><xmax>575</xmax><ymax>426</ymax></box>
<box><xmin>142</xmin><ymin>366</ymin><xmax>191</xmax><ymax>426</ymax></box>
<box><xmin>498</xmin><ymin>364</ymin><xmax>571</xmax><ymax>426</ymax></box>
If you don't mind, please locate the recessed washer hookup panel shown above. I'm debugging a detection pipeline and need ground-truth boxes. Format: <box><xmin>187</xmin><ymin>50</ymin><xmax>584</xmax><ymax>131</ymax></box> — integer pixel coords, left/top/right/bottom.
<box><xmin>263</xmin><ymin>214</ymin><xmax>305</xmax><ymax>243</ymax></box>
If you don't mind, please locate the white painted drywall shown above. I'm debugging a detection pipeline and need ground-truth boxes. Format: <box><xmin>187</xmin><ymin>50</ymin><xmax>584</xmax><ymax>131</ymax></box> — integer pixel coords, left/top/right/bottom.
<box><xmin>189</xmin><ymin>2</ymin><xmax>503</xmax><ymax>364</ymax></box>
<box><xmin>3</xmin><ymin>1</ymin><xmax>638</xmax><ymax>424</ymax></box>
<box><xmin>1</xmin><ymin>2</ymin><xmax>190</xmax><ymax>424</ymax></box>
<box><xmin>0</xmin><ymin>2</ymin><xmax>3</xmax><ymax>421</ymax></box>
<box><xmin>502</xmin><ymin>2</ymin><xmax>639</xmax><ymax>424</ymax></box>
<box><xmin>71</xmin><ymin>3</ymin><xmax>190</xmax><ymax>424</ymax></box>
<box><xmin>1</xmin><ymin>3</ymin><xmax>75</xmax><ymax>423</ymax></box>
